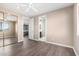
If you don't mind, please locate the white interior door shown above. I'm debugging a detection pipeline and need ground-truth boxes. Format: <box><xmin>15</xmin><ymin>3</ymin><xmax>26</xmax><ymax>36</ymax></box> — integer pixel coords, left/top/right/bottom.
<box><xmin>29</xmin><ymin>18</ymin><xmax>34</xmax><ymax>40</ymax></box>
<box><xmin>38</xmin><ymin>16</ymin><xmax>47</xmax><ymax>41</ymax></box>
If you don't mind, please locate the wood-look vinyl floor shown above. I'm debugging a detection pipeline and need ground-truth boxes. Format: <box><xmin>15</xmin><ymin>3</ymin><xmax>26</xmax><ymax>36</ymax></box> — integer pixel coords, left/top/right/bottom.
<box><xmin>0</xmin><ymin>37</ymin><xmax>75</xmax><ymax>56</ymax></box>
<box><xmin>0</xmin><ymin>37</ymin><xmax>18</xmax><ymax>47</ymax></box>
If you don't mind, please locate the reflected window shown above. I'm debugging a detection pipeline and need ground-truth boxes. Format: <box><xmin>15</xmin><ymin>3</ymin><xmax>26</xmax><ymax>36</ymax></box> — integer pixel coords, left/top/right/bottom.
<box><xmin>0</xmin><ymin>22</ymin><xmax>2</xmax><ymax>31</ymax></box>
<box><xmin>2</xmin><ymin>22</ymin><xmax>9</xmax><ymax>30</ymax></box>
<box><xmin>0</xmin><ymin>22</ymin><xmax>9</xmax><ymax>30</ymax></box>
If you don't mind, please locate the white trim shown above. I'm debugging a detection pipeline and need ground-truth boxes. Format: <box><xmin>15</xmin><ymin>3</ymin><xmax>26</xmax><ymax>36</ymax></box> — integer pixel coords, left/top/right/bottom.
<box><xmin>38</xmin><ymin>15</ymin><xmax>47</xmax><ymax>41</ymax></box>
<box><xmin>29</xmin><ymin>18</ymin><xmax>34</xmax><ymax>39</ymax></box>
<box><xmin>72</xmin><ymin>47</ymin><xmax>79</xmax><ymax>56</ymax></box>
<box><xmin>32</xmin><ymin>39</ymin><xmax>73</xmax><ymax>48</ymax></box>
<box><xmin>31</xmin><ymin>39</ymin><xmax>79</xmax><ymax>55</ymax></box>
<box><xmin>41</xmin><ymin>40</ymin><xmax>73</xmax><ymax>48</ymax></box>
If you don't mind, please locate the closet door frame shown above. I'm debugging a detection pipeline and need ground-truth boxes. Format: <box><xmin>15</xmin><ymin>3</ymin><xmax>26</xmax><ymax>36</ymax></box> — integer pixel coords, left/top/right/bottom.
<box><xmin>0</xmin><ymin>11</ymin><xmax>18</xmax><ymax>47</ymax></box>
<box><xmin>38</xmin><ymin>15</ymin><xmax>47</xmax><ymax>41</ymax></box>
<box><xmin>0</xmin><ymin>11</ymin><xmax>4</xmax><ymax>47</ymax></box>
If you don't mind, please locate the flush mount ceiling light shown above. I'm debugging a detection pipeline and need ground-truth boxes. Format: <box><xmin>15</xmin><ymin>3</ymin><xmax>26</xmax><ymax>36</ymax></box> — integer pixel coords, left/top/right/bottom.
<box><xmin>17</xmin><ymin>0</ymin><xmax>38</xmax><ymax>12</ymax></box>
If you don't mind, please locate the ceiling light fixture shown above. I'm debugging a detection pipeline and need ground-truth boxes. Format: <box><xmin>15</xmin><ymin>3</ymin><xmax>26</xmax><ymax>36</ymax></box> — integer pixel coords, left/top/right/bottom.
<box><xmin>17</xmin><ymin>0</ymin><xmax>38</xmax><ymax>12</ymax></box>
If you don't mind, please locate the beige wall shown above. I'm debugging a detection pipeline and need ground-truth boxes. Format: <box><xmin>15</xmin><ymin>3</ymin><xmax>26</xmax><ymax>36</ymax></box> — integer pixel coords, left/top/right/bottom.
<box><xmin>73</xmin><ymin>4</ymin><xmax>79</xmax><ymax>55</ymax></box>
<box><xmin>33</xmin><ymin>6</ymin><xmax>74</xmax><ymax>47</ymax></box>
<box><xmin>76</xmin><ymin>5</ymin><xmax>79</xmax><ymax>55</ymax></box>
<box><xmin>46</xmin><ymin>6</ymin><xmax>74</xmax><ymax>46</ymax></box>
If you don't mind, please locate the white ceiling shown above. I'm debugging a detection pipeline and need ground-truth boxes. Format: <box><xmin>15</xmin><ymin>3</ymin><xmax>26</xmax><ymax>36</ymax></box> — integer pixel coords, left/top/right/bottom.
<box><xmin>0</xmin><ymin>3</ymin><xmax>73</xmax><ymax>17</ymax></box>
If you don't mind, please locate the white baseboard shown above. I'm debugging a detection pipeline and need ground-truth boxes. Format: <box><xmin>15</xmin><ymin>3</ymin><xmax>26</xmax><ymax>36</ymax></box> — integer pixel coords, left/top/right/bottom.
<box><xmin>72</xmin><ymin>47</ymin><xmax>79</xmax><ymax>56</ymax></box>
<box><xmin>30</xmin><ymin>39</ymin><xmax>78</xmax><ymax>56</ymax></box>
<box><xmin>32</xmin><ymin>39</ymin><xmax>73</xmax><ymax>48</ymax></box>
<box><xmin>41</xmin><ymin>40</ymin><xmax>73</xmax><ymax>48</ymax></box>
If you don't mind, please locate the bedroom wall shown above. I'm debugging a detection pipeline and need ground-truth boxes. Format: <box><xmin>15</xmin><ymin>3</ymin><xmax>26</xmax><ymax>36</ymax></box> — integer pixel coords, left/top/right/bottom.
<box><xmin>73</xmin><ymin>4</ymin><xmax>79</xmax><ymax>55</ymax></box>
<box><xmin>33</xmin><ymin>5</ymin><xmax>74</xmax><ymax>47</ymax></box>
<box><xmin>46</xmin><ymin>6</ymin><xmax>74</xmax><ymax>47</ymax></box>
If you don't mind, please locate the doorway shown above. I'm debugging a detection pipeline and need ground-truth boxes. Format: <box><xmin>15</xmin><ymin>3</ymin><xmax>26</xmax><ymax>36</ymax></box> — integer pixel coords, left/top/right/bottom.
<box><xmin>23</xmin><ymin>24</ymin><xmax>29</xmax><ymax>37</ymax></box>
<box><xmin>39</xmin><ymin>16</ymin><xmax>47</xmax><ymax>41</ymax></box>
<box><xmin>23</xmin><ymin>18</ymin><xmax>34</xmax><ymax>40</ymax></box>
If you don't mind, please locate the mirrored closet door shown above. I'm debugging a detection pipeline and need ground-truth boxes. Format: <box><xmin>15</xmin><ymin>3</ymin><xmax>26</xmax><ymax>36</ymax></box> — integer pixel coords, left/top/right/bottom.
<box><xmin>0</xmin><ymin>21</ymin><xmax>3</xmax><ymax>47</ymax></box>
<box><xmin>0</xmin><ymin>12</ymin><xmax>4</xmax><ymax>47</ymax></box>
<box><xmin>0</xmin><ymin>12</ymin><xmax>18</xmax><ymax>47</ymax></box>
<box><xmin>39</xmin><ymin>16</ymin><xmax>47</xmax><ymax>41</ymax></box>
